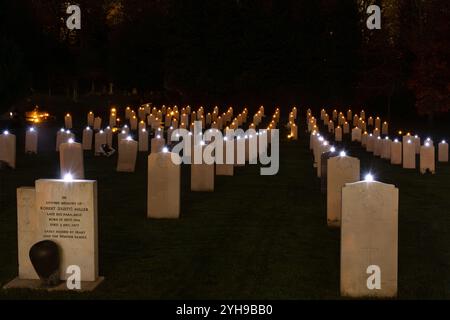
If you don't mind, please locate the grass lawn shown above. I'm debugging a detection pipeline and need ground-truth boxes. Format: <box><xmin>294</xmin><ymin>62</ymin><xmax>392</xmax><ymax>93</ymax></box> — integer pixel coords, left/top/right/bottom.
<box><xmin>1</xmin><ymin>119</ymin><xmax>450</xmax><ymax>299</ymax></box>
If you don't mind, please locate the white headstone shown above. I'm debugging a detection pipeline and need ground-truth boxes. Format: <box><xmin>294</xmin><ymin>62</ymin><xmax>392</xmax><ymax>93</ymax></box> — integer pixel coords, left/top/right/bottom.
<box><xmin>130</xmin><ymin>117</ymin><xmax>138</xmax><ymax>131</ymax></box>
<box><xmin>82</xmin><ymin>127</ymin><xmax>93</xmax><ymax>150</ymax></box>
<box><xmin>25</xmin><ymin>128</ymin><xmax>38</xmax><ymax>154</ymax></box>
<box><xmin>327</xmin><ymin>155</ymin><xmax>360</xmax><ymax>227</ymax></box>
<box><xmin>374</xmin><ymin>137</ymin><xmax>382</xmax><ymax>156</ymax></box>
<box><xmin>87</xmin><ymin>112</ymin><xmax>94</xmax><ymax>127</ymax></box>
<box><xmin>93</xmin><ymin>117</ymin><xmax>102</xmax><ymax>131</ymax></box>
<box><xmin>0</xmin><ymin>131</ymin><xmax>16</xmax><ymax>168</ymax></box>
<box><xmin>147</xmin><ymin>152</ymin><xmax>180</xmax><ymax>219</ymax></box>
<box><xmin>414</xmin><ymin>136</ymin><xmax>421</xmax><ymax>154</ymax></box>
<box><xmin>351</xmin><ymin>127</ymin><xmax>362</xmax><ymax>142</ymax></box>
<box><xmin>341</xmin><ymin>180</ymin><xmax>398</xmax><ymax>298</ymax></box>
<box><xmin>390</xmin><ymin>140</ymin><xmax>402</xmax><ymax>165</ymax></box>
<box><xmin>56</xmin><ymin>130</ymin><xmax>74</xmax><ymax>152</ymax></box>
<box><xmin>94</xmin><ymin>131</ymin><xmax>107</xmax><ymax>155</ymax></box>
<box><xmin>151</xmin><ymin>136</ymin><xmax>165</xmax><ymax>153</ymax></box>
<box><xmin>16</xmin><ymin>187</ymin><xmax>38</xmax><ymax>279</ymax></box>
<box><xmin>109</xmin><ymin>113</ymin><xmax>116</xmax><ymax>128</ymax></box>
<box><xmin>366</xmin><ymin>134</ymin><xmax>375</xmax><ymax>153</ymax></box>
<box><xmin>381</xmin><ymin>137</ymin><xmax>391</xmax><ymax>160</ymax></box>
<box><xmin>343</xmin><ymin>122</ymin><xmax>350</xmax><ymax>134</ymax></box>
<box><xmin>138</xmin><ymin>129</ymin><xmax>149</xmax><ymax>152</ymax></box>
<box><xmin>361</xmin><ymin>132</ymin><xmax>368</xmax><ymax>147</ymax></box>
<box><xmin>420</xmin><ymin>143</ymin><xmax>435</xmax><ymax>174</ymax></box>
<box><xmin>35</xmin><ymin>179</ymin><xmax>98</xmax><ymax>281</ymax></box>
<box><xmin>438</xmin><ymin>141</ymin><xmax>449</xmax><ymax>162</ymax></box>
<box><xmin>64</xmin><ymin>114</ymin><xmax>73</xmax><ymax>129</ymax></box>
<box><xmin>335</xmin><ymin>127</ymin><xmax>342</xmax><ymax>142</ymax></box>
<box><xmin>60</xmin><ymin>141</ymin><xmax>84</xmax><ymax>179</ymax></box>
<box><xmin>382</xmin><ymin>122</ymin><xmax>389</xmax><ymax>135</ymax></box>
<box><xmin>191</xmin><ymin>146</ymin><xmax>214</xmax><ymax>191</ymax></box>
<box><xmin>104</xmin><ymin>127</ymin><xmax>113</xmax><ymax>147</ymax></box>
<box><xmin>403</xmin><ymin>139</ymin><xmax>416</xmax><ymax>169</ymax></box>
<box><xmin>216</xmin><ymin>139</ymin><xmax>234</xmax><ymax>176</ymax></box>
<box><xmin>117</xmin><ymin>138</ymin><xmax>138</xmax><ymax>172</ymax></box>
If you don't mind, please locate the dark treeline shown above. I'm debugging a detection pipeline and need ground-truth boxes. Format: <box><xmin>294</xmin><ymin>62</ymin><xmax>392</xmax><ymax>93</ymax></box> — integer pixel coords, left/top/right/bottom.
<box><xmin>0</xmin><ymin>0</ymin><xmax>448</xmax><ymax>117</ymax></box>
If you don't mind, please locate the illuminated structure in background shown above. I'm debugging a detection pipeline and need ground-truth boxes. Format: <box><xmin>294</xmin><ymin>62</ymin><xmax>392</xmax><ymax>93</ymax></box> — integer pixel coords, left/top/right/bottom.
<box><xmin>25</xmin><ymin>106</ymin><xmax>51</xmax><ymax>124</ymax></box>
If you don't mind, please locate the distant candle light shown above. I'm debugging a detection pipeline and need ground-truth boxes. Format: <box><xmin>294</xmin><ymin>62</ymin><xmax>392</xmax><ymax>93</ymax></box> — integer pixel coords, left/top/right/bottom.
<box><xmin>364</xmin><ymin>173</ymin><xmax>374</xmax><ymax>182</ymax></box>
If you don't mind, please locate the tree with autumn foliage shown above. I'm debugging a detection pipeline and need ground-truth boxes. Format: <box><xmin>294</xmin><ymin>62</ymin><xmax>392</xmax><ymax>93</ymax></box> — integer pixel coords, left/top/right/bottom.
<box><xmin>404</xmin><ymin>0</ymin><xmax>450</xmax><ymax>118</ymax></box>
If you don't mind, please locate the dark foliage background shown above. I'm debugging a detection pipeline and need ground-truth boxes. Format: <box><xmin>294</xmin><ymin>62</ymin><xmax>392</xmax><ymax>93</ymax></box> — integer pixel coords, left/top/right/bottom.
<box><xmin>0</xmin><ymin>0</ymin><xmax>448</xmax><ymax>116</ymax></box>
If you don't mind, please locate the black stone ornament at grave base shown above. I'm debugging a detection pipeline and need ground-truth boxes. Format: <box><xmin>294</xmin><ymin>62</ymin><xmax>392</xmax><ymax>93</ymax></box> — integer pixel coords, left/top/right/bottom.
<box><xmin>29</xmin><ymin>240</ymin><xmax>61</xmax><ymax>287</ymax></box>
<box><xmin>320</xmin><ymin>151</ymin><xmax>334</xmax><ymax>194</ymax></box>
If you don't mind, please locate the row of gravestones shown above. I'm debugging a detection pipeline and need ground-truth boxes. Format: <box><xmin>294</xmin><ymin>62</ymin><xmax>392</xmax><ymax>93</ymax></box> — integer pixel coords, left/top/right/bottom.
<box><xmin>306</xmin><ymin>109</ymin><xmax>399</xmax><ymax>298</ymax></box>
<box><xmin>3</xmin><ymin>106</ymin><xmax>280</xmax><ymax>292</ymax></box>
<box><xmin>307</xmin><ymin>109</ymin><xmax>449</xmax><ymax>173</ymax></box>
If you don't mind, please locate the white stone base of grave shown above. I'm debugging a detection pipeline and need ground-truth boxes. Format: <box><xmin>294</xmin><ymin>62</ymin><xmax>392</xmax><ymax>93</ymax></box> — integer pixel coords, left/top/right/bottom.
<box><xmin>3</xmin><ymin>277</ymin><xmax>104</xmax><ymax>292</ymax></box>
